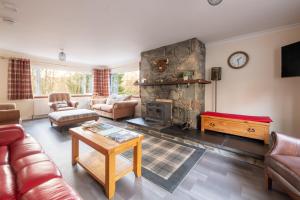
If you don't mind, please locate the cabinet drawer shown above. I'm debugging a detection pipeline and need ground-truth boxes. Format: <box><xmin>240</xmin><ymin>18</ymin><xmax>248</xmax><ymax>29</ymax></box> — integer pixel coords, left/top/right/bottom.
<box><xmin>245</xmin><ymin>124</ymin><xmax>268</xmax><ymax>140</ymax></box>
<box><xmin>203</xmin><ymin>117</ymin><xmax>267</xmax><ymax>140</ymax></box>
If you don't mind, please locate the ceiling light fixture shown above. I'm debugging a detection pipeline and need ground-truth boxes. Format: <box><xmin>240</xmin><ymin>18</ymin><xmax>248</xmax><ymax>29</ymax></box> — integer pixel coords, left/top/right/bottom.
<box><xmin>208</xmin><ymin>0</ymin><xmax>223</xmax><ymax>6</ymax></box>
<box><xmin>58</xmin><ymin>49</ymin><xmax>66</xmax><ymax>62</ymax></box>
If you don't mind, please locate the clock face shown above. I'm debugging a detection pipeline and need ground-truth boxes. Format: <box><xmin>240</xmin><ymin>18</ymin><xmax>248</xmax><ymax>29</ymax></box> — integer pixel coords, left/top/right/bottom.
<box><xmin>228</xmin><ymin>51</ymin><xmax>249</xmax><ymax>69</ymax></box>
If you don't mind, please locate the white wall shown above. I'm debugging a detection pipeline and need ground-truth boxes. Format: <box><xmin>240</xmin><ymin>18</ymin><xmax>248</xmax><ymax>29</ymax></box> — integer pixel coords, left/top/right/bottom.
<box><xmin>205</xmin><ymin>25</ymin><xmax>300</xmax><ymax>137</ymax></box>
<box><xmin>110</xmin><ymin>60</ymin><xmax>139</xmax><ymax>74</ymax></box>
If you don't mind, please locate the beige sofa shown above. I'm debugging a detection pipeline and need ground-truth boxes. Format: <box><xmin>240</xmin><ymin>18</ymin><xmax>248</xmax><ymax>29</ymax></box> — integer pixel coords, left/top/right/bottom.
<box><xmin>90</xmin><ymin>95</ymin><xmax>138</xmax><ymax>120</ymax></box>
<box><xmin>0</xmin><ymin>103</ymin><xmax>21</xmax><ymax>125</ymax></box>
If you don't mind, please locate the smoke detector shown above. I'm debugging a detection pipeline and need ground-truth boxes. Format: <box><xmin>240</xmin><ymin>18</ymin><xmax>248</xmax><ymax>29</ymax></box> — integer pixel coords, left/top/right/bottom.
<box><xmin>1</xmin><ymin>16</ymin><xmax>16</xmax><ymax>24</ymax></box>
<box><xmin>1</xmin><ymin>1</ymin><xmax>18</xmax><ymax>12</ymax></box>
<box><xmin>1</xmin><ymin>1</ymin><xmax>17</xmax><ymax>24</ymax></box>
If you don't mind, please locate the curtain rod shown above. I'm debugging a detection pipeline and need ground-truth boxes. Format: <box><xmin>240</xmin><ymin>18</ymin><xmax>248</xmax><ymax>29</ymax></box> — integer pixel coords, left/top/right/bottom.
<box><xmin>0</xmin><ymin>55</ymin><xmax>93</xmax><ymax>68</ymax></box>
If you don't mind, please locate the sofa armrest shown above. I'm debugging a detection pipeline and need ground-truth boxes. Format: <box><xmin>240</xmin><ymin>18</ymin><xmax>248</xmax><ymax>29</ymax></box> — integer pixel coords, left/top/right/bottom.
<box><xmin>0</xmin><ymin>110</ymin><xmax>20</xmax><ymax>124</ymax></box>
<box><xmin>113</xmin><ymin>100</ymin><xmax>138</xmax><ymax>109</ymax></box>
<box><xmin>0</xmin><ymin>124</ymin><xmax>25</xmax><ymax>146</ymax></box>
<box><xmin>68</xmin><ymin>100</ymin><xmax>79</xmax><ymax>108</ymax></box>
<box><xmin>0</xmin><ymin>103</ymin><xmax>16</xmax><ymax>110</ymax></box>
<box><xmin>268</xmin><ymin>132</ymin><xmax>300</xmax><ymax>157</ymax></box>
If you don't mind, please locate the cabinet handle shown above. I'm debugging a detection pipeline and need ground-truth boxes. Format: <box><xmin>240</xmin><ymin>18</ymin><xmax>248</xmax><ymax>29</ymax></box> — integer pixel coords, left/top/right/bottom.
<box><xmin>247</xmin><ymin>128</ymin><xmax>255</xmax><ymax>133</ymax></box>
<box><xmin>209</xmin><ymin>122</ymin><xmax>215</xmax><ymax>127</ymax></box>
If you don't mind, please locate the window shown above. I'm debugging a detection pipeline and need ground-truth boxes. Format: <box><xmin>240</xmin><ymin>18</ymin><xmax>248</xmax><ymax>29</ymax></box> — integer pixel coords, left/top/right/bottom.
<box><xmin>32</xmin><ymin>67</ymin><xmax>93</xmax><ymax>96</ymax></box>
<box><xmin>110</xmin><ymin>70</ymin><xmax>139</xmax><ymax>96</ymax></box>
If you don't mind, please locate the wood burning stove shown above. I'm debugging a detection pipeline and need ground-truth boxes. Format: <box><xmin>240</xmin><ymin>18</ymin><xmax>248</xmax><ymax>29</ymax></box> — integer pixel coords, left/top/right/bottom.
<box><xmin>145</xmin><ymin>101</ymin><xmax>172</xmax><ymax>125</ymax></box>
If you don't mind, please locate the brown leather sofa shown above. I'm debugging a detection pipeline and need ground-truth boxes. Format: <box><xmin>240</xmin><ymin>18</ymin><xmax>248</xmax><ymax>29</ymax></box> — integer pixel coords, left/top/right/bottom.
<box><xmin>90</xmin><ymin>95</ymin><xmax>138</xmax><ymax>120</ymax></box>
<box><xmin>265</xmin><ymin>132</ymin><xmax>300</xmax><ymax>199</ymax></box>
<box><xmin>48</xmin><ymin>93</ymin><xmax>79</xmax><ymax>112</ymax></box>
<box><xmin>0</xmin><ymin>103</ymin><xmax>21</xmax><ymax>125</ymax></box>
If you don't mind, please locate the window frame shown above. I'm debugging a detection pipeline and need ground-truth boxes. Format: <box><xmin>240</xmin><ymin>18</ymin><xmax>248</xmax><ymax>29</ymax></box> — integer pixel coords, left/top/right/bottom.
<box><xmin>31</xmin><ymin>66</ymin><xmax>93</xmax><ymax>97</ymax></box>
<box><xmin>110</xmin><ymin>70</ymin><xmax>140</xmax><ymax>97</ymax></box>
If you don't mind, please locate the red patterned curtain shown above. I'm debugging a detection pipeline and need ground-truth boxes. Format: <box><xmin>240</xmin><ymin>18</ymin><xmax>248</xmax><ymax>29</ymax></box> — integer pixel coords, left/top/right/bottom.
<box><xmin>8</xmin><ymin>58</ymin><xmax>33</xmax><ymax>100</ymax></box>
<box><xmin>93</xmin><ymin>68</ymin><xmax>111</xmax><ymax>96</ymax></box>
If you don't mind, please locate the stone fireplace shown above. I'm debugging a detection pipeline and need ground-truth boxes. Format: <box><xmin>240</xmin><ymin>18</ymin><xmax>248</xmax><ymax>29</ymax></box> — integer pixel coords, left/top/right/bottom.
<box><xmin>140</xmin><ymin>38</ymin><xmax>206</xmax><ymax>129</ymax></box>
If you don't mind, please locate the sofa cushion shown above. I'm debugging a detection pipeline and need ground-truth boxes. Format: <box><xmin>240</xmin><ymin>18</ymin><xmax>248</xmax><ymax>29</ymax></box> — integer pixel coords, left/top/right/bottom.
<box><xmin>0</xmin><ymin>146</ymin><xmax>9</xmax><ymax>165</ymax></box>
<box><xmin>21</xmin><ymin>178</ymin><xmax>81</xmax><ymax>200</ymax></box>
<box><xmin>106</xmin><ymin>94</ymin><xmax>131</xmax><ymax>105</ymax></box>
<box><xmin>11</xmin><ymin>153</ymin><xmax>50</xmax><ymax>173</ymax></box>
<box><xmin>267</xmin><ymin>155</ymin><xmax>300</xmax><ymax>191</ymax></box>
<box><xmin>0</xmin><ymin>165</ymin><xmax>17</xmax><ymax>200</ymax></box>
<box><xmin>55</xmin><ymin>101</ymin><xmax>68</xmax><ymax>109</ymax></box>
<box><xmin>100</xmin><ymin>104</ymin><xmax>113</xmax><ymax>113</ymax></box>
<box><xmin>10</xmin><ymin>138</ymin><xmax>43</xmax><ymax>162</ymax></box>
<box><xmin>10</xmin><ymin>136</ymin><xmax>37</xmax><ymax>149</ymax></box>
<box><xmin>17</xmin><ymin>161</ymin><xmax>62</xmax><ymax>195</ymax></box>
<box><xmin>92</xmin><ymin>103</ymin><xmax>104</xmax><ymax>110</ymax></box>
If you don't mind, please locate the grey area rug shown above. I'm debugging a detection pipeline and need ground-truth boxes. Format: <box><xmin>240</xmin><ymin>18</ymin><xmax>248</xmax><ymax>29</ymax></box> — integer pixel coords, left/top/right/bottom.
<box><xmin>122</xmin><ymin>134</ymin><xmax>205</xmax><ymax>192</ymax></box>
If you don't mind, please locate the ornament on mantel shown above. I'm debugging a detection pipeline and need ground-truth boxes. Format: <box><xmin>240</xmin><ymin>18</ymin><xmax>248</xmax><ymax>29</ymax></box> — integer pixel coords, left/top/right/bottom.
<box><xmin>151</xmin><ymin>57</ymin><xmax>169</xmax><ymax>73</ymax></box>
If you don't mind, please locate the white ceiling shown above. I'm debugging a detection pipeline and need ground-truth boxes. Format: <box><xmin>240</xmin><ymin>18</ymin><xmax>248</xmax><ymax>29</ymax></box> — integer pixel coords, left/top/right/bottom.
<box><xmin>1</xmin><ymin>0</ymin><xmax>300</xmax><ymax>66</ymax></box>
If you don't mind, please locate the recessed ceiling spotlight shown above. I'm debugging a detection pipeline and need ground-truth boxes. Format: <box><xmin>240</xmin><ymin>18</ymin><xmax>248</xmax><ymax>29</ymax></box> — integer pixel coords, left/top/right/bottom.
<box><xmin>208</xmin><ymin>0</ymin><xmax>223</xmax><ymax>6</ymax></box>
<box><xmin>58</xmin><ymin>49</ymin><xmax>66</xmax><ymax>62</ymax></box>
<box><xmin>1</xmin><ymin>16</ymin><xmax>16</xmax><ymax>24</ymax></box>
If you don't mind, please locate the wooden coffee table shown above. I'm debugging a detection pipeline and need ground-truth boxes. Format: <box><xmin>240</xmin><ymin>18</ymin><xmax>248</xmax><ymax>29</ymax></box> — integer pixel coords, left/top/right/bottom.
<box><xmin>69</xmin><ymin>125</ymin><xmax>143</xmax><ymax>199</ymax></box>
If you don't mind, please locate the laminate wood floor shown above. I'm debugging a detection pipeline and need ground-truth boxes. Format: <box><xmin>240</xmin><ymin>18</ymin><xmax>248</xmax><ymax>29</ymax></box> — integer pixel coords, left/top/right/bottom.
<box><xmin>22</xmin><ymin>118</ymin><xmax>290</xmax><ymax>200</ymax></box>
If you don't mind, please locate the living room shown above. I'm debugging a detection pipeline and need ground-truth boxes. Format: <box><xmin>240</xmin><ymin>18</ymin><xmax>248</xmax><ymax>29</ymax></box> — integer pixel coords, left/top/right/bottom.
<box><xmin>0</xmin><ymin>0</ymin><xmax>300</xmax><ymax>200</ymax></box>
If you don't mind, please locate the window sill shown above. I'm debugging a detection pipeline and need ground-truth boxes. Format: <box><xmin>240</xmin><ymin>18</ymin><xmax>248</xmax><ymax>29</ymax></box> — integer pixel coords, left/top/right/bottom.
<box><xmin>131</xmin><ymin>95</ymin><xmax>141</xmax><ymax>98</ymax></box>
<box><xmin>34</xmin><ymin>94</ymin><xmax>92</xmax><ymax>99</ymax></box>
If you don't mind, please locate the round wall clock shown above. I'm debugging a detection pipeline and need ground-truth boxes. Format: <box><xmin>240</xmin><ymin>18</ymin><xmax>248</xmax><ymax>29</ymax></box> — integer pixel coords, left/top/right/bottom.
<box><xmin>228</xmin><ymin>51</ymin><xmax>249</xmax><ymax>69</ymax></box>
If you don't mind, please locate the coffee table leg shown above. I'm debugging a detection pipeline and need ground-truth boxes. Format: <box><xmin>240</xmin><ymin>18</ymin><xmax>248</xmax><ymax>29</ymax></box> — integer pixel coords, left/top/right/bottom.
<box><xmin>72</xmin><ymin>136</ymin><xmax>79</xmax><ymax>165</ymax></box>
<box><xmin>105</xmin><ymin>153</ymin><xmax>116</xmax><ymax>199</ymax></box>
<box><xmin>133</xmin><ymin>140</ymin><xmax>142</xmax><ymax>177</ymax></box>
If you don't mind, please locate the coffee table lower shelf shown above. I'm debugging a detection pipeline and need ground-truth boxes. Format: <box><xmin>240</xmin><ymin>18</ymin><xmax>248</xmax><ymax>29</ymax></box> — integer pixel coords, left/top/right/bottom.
<box><xmin>76</xmin><ymin>151</ymin><xmax>133</xmax><ymax>185</ymax></box>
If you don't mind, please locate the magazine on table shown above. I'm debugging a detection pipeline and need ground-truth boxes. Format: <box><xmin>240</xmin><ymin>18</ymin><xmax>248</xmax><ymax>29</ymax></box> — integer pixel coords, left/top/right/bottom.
<box><xmin>82</xmin><ymin>122</ymin><xmax>139</xmax><ymax>142</ymax></box>
<box><xmin>107</xmin><ymin>130</ymin><xmax>139</xmax><ymax>143</ymax></box>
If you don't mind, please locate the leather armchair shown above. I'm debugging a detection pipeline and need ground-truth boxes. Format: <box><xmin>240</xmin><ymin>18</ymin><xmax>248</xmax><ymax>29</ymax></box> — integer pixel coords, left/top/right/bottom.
<box><xmin>48</xmin><ymin>93</ymin><xmax>79</xmax><ymax>112</ymax></box>
<box><xmin>0</xmin><ymin>103</ymin><xmax>21</xmax><ymax>125</ymax></box>
<box><xmin>265</xmin><ymin>132</ymin><xmax>300</xmax><ymax>199</ymax></box>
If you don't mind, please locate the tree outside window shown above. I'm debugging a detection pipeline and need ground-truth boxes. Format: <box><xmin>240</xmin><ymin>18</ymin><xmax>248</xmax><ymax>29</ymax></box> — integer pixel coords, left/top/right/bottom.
<box><xmin>32</xmin><ymin>67</ymin><xmax>93</xmax><ymax>96</ymax></box>
<box><xmin>110</xmin><ymin>71</ymin><xmax>139</xmax><ymax>96</ymax></box>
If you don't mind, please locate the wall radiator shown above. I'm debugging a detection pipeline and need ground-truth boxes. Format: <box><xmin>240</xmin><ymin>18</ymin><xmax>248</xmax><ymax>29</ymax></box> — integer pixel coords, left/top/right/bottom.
<box><xmin>33</xmin><ymin>98</ymin><xmax>50</xmax><ymax>118</ymax></box>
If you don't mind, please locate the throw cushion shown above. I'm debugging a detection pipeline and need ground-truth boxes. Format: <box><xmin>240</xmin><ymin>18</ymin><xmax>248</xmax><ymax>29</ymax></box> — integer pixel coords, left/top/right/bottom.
<box><xmin>92</xmin><ymin>104</ymin><xmax>105</xmax><ymax>110</ymax></box>
<box><xmin>56</xmin><ymin>101</ymin><xmax>68</xmax><ymax>108</ymax></box>
<box><xmin>100</xmin><ymin>104</ymin><xmax>113</xmax><ymax>113</ymax></box>
<box><xmin>106</xmin><ymin>95</ymin><xmax>131</xmax><ymax>105</ymax></box>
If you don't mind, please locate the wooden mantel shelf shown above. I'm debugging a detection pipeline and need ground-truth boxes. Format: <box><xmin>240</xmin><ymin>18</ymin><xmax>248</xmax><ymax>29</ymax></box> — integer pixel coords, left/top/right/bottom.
<box><xmin>137</xmin><ymin>79</ymin><xmax>211</xmax><ymax>86</ymax></box>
